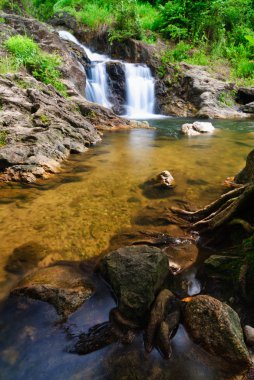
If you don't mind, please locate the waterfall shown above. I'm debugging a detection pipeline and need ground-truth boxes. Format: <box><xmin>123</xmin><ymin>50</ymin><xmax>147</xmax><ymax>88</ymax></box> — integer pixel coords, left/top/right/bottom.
<box><xmin>58</xmin><ymin>30</ymin><xmax>157</xmax><ymax>118</ymax></box>
<box><xmin>124</xmin><ymin>64</ymin><xmax>155</xmax><ymax>118</ymax></box>
<box><xmin>58</xmin><ymin>30</ymin><xmax>112</xmax><ymax>109</ymax></box>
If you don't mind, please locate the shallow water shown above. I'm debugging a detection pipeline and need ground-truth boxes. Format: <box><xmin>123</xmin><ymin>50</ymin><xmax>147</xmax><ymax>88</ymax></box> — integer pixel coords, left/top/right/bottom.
<box><xmin>0</xmin><ymin>117</ymin><xmax>254</xmax><ymax>379</ymax></box>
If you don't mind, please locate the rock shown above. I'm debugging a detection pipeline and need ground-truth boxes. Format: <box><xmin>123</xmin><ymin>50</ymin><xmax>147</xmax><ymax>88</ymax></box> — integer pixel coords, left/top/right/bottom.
<box><xmin>240</xmin><ymin>101</ymin><xmax>254</xmax><ymax>114</ymax></box>
<box><xmin>157</xmin><ymin>170</ymin><xmax>175</xmax><ymax>188</ymax></box>
<box><xmin>181</xmin><ymin>124</ymin><xmax>201</xmax><ymax>136</ymax></box>
<box><xmin>106</xmin><ymin>61</ymin><xmax>126</xmax><ymax>115</ymax></box>
<box><xmin>11</xmin><ymin>262</ymin><xmax>94</xmax><ymax>317</ymax></box>
<box><xmin>157</xmin><ymin>63</ymin><xmax>252</xmax><ymax>119</ymax></box>
<box><xmin>235</xmin><ymin>149</ymin><xmax>254</xmax><ymax>184</ymax></box>
<box><xmin>181</xmin><ymin>121</ymin><xmax>214</xmax><ymax>136</ymax></box>
<box><xmin>0</xmin><ymin>11</ymin><xmax>87</xmax><ymax>94</ymax></box>
<box><xmin>5</xmin><ymin>242</ymin><xmax>48</xmax><ymax>274</ymax></box>
<box><xmin>192</xmin><ymin>121</ymin><xmax>215</xmax><ymax>133</ymax></box>
<box><xmin>244</xmin><ymin>325</ymin><xmax>254</xmax><ymax>347</ymax></box>
<box><xmin>183</xmin><ymin>295</ymin><xmax>251</xmax><ymax>371</ymax></box>
<box><xmin>236</xmin><ymin>87</ymin><xmax>254</xmax><ymax>105</ymax></box>
<box><xmin>99</xmin><ymin>245</ymin><xmax>169</xmax><ymax>324</ymax></box>
<box><xmin>0</xmin><ymin>72</ymin><xmax>138</xmax><ymax>182</ymax></box>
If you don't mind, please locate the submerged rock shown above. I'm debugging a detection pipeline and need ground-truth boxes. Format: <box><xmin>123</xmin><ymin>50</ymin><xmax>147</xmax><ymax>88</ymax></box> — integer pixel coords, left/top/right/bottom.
<box><xmin>156</xmin><ymin>171</ymin><xmax>175</xmax><ymax>188</ymax></box>
<box><xmin>183</xmin><ymin>295</ymin><xmax>251</xmax><ymax>371</ymax></box>
<box><xmin>181</xmin><ymin>121</ymin><xmax>215</xmax><ymax>136</ymax></box>
<box><xmin>99</xmin><ymin>245</ymin><xmax>169</xmax><ymax>323</ymax></box>
<box><xmin>11</xmin><ymin>262</ymin><xmax>94</xmax><ymax>317</ymax></box>
<box><xmin>5</xmin><ymin>242</ymin><xmax>48</xmax><ymax>274</ymax></box>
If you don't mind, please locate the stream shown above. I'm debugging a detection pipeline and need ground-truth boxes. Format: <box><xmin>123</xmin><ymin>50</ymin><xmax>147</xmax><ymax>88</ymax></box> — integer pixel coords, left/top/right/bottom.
<box><xmin>0</xmin><ymin>117</ymin><xmax>254</xmax><ymax>380</ymax></box>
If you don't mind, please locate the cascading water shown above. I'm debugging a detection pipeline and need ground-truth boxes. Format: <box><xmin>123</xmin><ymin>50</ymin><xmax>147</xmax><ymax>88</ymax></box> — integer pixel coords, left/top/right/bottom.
<box><xmin>58</xmin><ymin>30</ymin><xmax>157</xmax><ymax>118</ymax></box>
<box><xmin>124</xmin><ymin>64</ymin><xmax>155</xmax><ymax>118</ymax></box>
<box><xmin>58</xmin><ymin>30</ymin><xmax>111</xmax><ymax>109</ymax></box>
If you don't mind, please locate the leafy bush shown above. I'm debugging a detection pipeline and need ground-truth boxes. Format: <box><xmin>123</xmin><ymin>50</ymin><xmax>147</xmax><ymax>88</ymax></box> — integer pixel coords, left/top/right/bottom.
<box><xmin>5</xmin><ymin>35</ymin><xmax>67</xmax><ymax>95</ymax></box>
<box><xmin>109</xmin><ymin>0</ymin><xmax>142</xmax><ymax>43</ymax></box>
<box><xmin>5</xmin><ymin>35</ymin><xmax>39</xmax><ymax>66</ymax></box>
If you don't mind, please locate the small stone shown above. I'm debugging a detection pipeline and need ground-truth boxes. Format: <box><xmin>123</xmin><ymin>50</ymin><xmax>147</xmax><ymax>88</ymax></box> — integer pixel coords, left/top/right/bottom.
<box><xmin>244</xmin><ymin>325</ymin><xmax>254</xmax><ymax>347</ymax></box>
<box><xmin>181</xmin><ymin>121</ymin><xmax>215</xmax><ymax>136</ymax></box>
<box><xmin>157</xmin><ymin>170</ymin><xmax>175</xmax><ymax>188</ymax></box>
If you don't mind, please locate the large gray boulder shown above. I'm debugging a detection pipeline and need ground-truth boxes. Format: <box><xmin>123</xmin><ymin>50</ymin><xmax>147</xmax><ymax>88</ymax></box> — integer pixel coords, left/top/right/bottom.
<box><xmin>183</xmin><ymin>295</ymin><xmax>251</xmax><ymax>371</ymax></box>
<box><xmin>99</xmin><ymin>245</ymin><xmax>169</xmax><ymax>323</ymax></box>
<box><xmin>240</xmin><ymin>101</ymin><xmax>254</xmax><ymax>114</ymax></box>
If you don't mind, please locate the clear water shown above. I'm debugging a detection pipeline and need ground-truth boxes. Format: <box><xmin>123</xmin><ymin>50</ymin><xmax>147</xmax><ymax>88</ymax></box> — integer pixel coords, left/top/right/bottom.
<box><xmin>0</xmin><ymin>118</ymin><xmax>254</xmax><ymax>380</ymax></box>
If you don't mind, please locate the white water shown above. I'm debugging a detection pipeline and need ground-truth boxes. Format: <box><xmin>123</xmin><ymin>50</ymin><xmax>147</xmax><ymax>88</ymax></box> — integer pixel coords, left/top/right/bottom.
<box><xmin>124</xmin><ymin>64</ymin><xmax>155</xmax><ymax>118</ymax></box>
<box><xmin>58</xmin><ymin>30</ymin><xmax>157</xmax><ymax>118</ymax></box>
<box><xmin>186</xmin><ymin>269</ymin><xmax>201</xmax><ymax>296</ymax></box>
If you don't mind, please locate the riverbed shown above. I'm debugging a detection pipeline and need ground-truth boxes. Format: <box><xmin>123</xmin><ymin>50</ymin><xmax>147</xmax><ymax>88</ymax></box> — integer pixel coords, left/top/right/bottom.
<box><xmin>0</xmin><ymin>117</ymin><xmax>254</xmax><ymax>379</ymax></box>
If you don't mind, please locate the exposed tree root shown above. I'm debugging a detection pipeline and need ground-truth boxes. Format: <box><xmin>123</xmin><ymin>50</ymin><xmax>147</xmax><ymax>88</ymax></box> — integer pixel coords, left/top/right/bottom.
<box><xmin>171</xmin><ymin>185</ymin><xmax>254</xmax><ymax>236</ymax></box>
<box><xmin>171</xmin><ymin>185</ymin><xmax>247</xmax><ymax>222</ymax></box>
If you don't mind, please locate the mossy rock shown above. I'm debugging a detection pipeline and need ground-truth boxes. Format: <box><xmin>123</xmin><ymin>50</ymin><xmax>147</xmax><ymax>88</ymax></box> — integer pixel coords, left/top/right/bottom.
<box><xmin>99</xmin><ymin>245</ymin><xmax>169</xmax><ymax>324</ymax></box>
<box><xmin>183</xmin><ymin>295</ymin><xmax>251</xmax><ymax>371</ymax></box>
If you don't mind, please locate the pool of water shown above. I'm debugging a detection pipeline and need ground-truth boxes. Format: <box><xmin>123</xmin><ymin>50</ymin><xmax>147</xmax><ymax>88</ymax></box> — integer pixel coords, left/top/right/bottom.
<box><xmin>0</xmin><ymin>117</ymin><xmax>254</xmax><ymax>379</ymax></box>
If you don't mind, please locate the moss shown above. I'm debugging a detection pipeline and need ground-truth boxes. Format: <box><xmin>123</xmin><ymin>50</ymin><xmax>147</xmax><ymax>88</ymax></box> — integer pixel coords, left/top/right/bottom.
<box><xmin>218</xmin><ymin>90</ymin><xmax>236</xmax><ymax>107</ymax></box>
<box><xmin>39</xmin><ymin>114</ymin><xmax>50</xmax><ymax>124</ymax></box>
<box><xmin>14</xmin><ymin>78</ymin><xmax>31</xmax><ymax>89</ymax></box>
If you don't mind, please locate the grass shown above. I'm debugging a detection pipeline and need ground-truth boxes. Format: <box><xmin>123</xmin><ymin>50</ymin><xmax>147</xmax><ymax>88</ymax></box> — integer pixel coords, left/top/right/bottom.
<box><xmin>4</xmin><ymin>35</ymin><xmax>67</xmax><ymax>96</ymax></box>
<box><xmin>53</xmin><ymin>0</ymin><xmax>113</xmax><ymax>29</ymax></box>
<box><xmin>0</xmin><ymin>56</ymin><xmax>18</xmax><ymax>75</ymax></box>
<box><xmin>0</xmin><ymin>131</ymin><xmax>8</xmax><ymax>147</ymax></box>
<box><xmin>218</xmin><ymin>91</ymin><xmax>236</xmax><ymax>107</ymax></box>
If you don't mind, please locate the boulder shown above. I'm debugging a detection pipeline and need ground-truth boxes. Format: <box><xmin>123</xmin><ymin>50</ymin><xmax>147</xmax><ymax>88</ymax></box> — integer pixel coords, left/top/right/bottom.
<box><xmin>11</xmin><ymin>262</ymin><xmax>94</xmax><ymax>317</ymax></box>
<box><xmin>99</xmin><ymin>245</ymin><xmax>169</xmax><ymax>324</ymax></box>
<box><xmin>181</xmin><ymin>121</ymin><xmax>214</xmax><ymax>136</ymax></box>
<box><xmin>106</xmin><ymin>61</ymin><xmax>126</xmax><ymax>115</ymax></box>
<box><xmin>183</xmin><ymin>295</ymin><xmax>251</xmax><ymax>371</ymax></box>
<box><xmin>240</xmin><ymin>101</ymin><xmax>254</xmax><ymax>114</ymax></box>
<box><xmin>157</xmin><ymin>63</ymin><xmax>251</xmax><ymax>119</ymax></box>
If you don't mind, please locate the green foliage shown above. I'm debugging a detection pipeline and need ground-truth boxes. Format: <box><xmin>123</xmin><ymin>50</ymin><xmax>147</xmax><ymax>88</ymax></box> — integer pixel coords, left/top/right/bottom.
<box><xmin>4</xmin><ymin>35</ymin><xmax>67</xmax><ymax>96</ymax></box>
<box><xmin>14</xmin><ymin>0</ymin><xmax>254</xmax><ymax>83</ymax></box>
<box><xmin>109</xmin><ymin>0</ymin><xmax>142</xmax><ymax>43</ymax></box>
<box><xmin>218</xmin><ymin>91</ymin><xmax>236</xmax><ymax>107</ymax></box>
<box><xmin>39</xmin><ymin>114</ymin><xmax>50</xmax><ymax>124</ymax></box>
<box><xmin>5</xmin><ymin>35</ymin><xmax>39</xmax><ymax>66</ymax></box>
<box><xmin>0</xmin><ymin>131</ymin><xmax>8</xmax><ymax>147</ymax></box>
<box><xmin>0</xmin><ymin>56</ymin><xmax>18</xmax><ymax>75</ymax></box>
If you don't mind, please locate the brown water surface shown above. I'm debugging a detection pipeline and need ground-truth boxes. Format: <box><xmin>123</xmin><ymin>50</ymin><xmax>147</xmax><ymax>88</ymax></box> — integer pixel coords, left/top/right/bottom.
<box><xmin>0</xmin><ymin>117</ymin><xmax>254</xmax><ymax>299</ymax></box>
<box><xmin>1</xmin><ymin>117</ymin><xmax>254</xmax><ymax>380</ymax></box>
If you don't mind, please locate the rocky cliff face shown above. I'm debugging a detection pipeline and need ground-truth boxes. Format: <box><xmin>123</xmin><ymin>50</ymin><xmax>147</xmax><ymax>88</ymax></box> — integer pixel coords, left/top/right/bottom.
<box><xmin>0</xmin><ymin>12</ymin><xmax>146</xmax><ymax>183</ymax></box>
